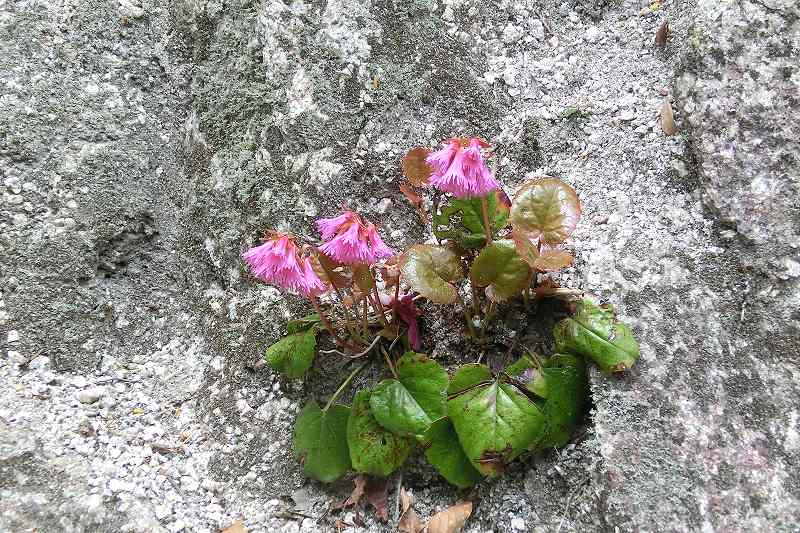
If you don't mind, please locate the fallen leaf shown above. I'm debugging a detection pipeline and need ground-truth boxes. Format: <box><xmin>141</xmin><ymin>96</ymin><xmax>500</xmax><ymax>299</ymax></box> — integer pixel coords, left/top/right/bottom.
<box><xmin>343</xmin><ymin>475</ymin><xmax>390</xmax><ymax>523</ymax></box>
<box><xmin>343</xmin><ymin>474</ymin><xmax>368</xmax><ymax>508</ymax></box>
<box><xmin>654</xmin><ymin>19</ymin><xmax>669</xmax><ymax>48</ymax></box>
<box><xmin>365</xmin><ymin>476</ymin><xmax>390</xmax><ymax>523</ymax></box>
<box><xmin>661</xmin><ymin>98</ymin><xmax>678</xmax><ymax>136</ymax></box>
<box><xmin>426</xmin><ymin>501</ymin><xmax>473</xmax><ymax>533</ymax></box>
<box><xmin>398</xmin><ymin>487</ymin><xmax>423</xmax><ymax>533</ymax></box>
<box><xmin>219</xmin><ymin>519</ymin><xmax>246</xmax><ymax>533</ymax></box>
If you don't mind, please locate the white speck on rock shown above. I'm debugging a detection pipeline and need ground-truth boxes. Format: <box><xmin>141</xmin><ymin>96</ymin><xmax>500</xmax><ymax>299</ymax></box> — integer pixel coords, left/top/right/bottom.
<box><xmin>585</xmin><ymin>26</ymin><xmax>602</xmax><ymax>43</ymax></box>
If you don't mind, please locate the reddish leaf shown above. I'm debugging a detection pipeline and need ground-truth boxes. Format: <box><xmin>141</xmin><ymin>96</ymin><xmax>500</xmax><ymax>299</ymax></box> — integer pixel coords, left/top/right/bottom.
<box><xmin>400</xmin><ymin>183</ymin><xmax>429</xmax><ymax>224</ymax></box>
<box><xmin>343</xmin><ymin>474</ymin><xmax>367</xmax><ymax>508</ymax></box>
<box><xmin>391</xmin><ymin>294</ymin><xmax>423</xmax><ymax>351</ymax></box>
<box><xmin>365</xmin><ymin>476</ymin><xmax>390</xmax><ymax>523</ymax></box>
<box><xmin>512</xmin><ymin>230</ymin><xmax>539</xmax><ymax>267</ymax></box>
<box><xmin>533</xmin><ymin>246</ymin><xmax>573</xmax><ymax>271</ymax></box>
<box><xmin>402</xmin><ymin>148</ymin><xmax>432</xmax><ymax>186</ymax></box>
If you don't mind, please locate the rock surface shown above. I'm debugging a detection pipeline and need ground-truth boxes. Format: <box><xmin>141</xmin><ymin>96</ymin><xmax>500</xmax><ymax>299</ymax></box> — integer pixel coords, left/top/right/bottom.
<box><xmin>1</xmin><ymin>0</ymin><xmax>798</xmax><ymax>532</ymax></box>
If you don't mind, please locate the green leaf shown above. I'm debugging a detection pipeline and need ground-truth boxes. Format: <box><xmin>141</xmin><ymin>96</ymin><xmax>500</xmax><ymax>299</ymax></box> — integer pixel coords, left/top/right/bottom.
<box><xmin>292</xmin><ymin>400</ymin><xmax>351</xmax><ymax>482</ymax></box>
<box><xmin>399</xmin><ymin>244</ymin><xmax>463</xmax><ymax>305</ymax></box>
<box><xmin>433</xmin><ymin>191</ymin><xmax>510</xmax><ymax>249</ymax></box>
<box><xmin>347</xmin><ymin>389</ymin><xmax>413</xmax><ymax>477</ymax></box>
<box><xmin>423</xmin><ymin>418</ymin><xmax>483</xmax><ymax>488</ymax></box>
<box><xmin>448</xmin><ymin>364</ymin><xmax>545</xmax><ymax>476</ymax></box>
<box><xmin>470</xmin><ymin>240</ymin><xmax>531</xmax><ymax>301</ymax></box>
<box><xmin>370</xmin><ymin>380</ymin><xmax>432</xmax><ymax>436</ymax></box>
<box><xmin>553</xmin><ymin>297</ymin><xmax>640</xmax><ymax>373</ymax></box>
<box><xmin>446</xmin><ymin>363</ymin><xmax>493</xmax><ymax>395</ymax></box>
<box><xmin>536</xmin><ymin>354</ymin><xmax>587</xmax><ymax>449</ymax></box>
<box><xmin>265</xmin><ymin>330</ymin><xmax>316</xmax><ymax>379</ymax></box>
<box><xmin>510</xmin><ymin>177</ymin><xmax>581</xmax><ymax>244</ymax></box>
<box><xmin>369</xmin><ymin>352</ymin><xmax>448</xmax><ymax>436</ymax></box>
<box><xmin>286</xmin><ymin>314</ymin><xmax>322</xmax><ymax>334</ymax></box>
<box><xmin>396</xmin><ymin>352</ymin><xmax>448</xmax><ymax>420</ymax></box>
<box><xmin>504</xmin><ymin>354</ymin><xmax>548</xmax><ymax>398</ymax></box>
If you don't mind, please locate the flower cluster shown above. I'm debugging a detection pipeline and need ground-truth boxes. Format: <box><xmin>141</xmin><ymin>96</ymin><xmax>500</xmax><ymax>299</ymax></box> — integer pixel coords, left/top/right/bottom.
<box><xmin>317</xmin><ymin>211</ymin><xmax>394</xmax><ymax>265</ymax></box>
<box><xmin>426</xmin><ymin>138</ymin><xmax>499</xmax><ymax>199</ymax></box>
<box><xmin>242</xmin><ymin>233</ymin><xmax>324</xmax><ymax>296</ymax></box>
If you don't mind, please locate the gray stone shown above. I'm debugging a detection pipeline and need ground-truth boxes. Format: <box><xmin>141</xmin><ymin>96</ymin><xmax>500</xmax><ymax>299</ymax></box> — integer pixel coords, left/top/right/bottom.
<box><xmin>1</xmin><ymin>0</ymin><xmax>799</xmax><ymax>532</ymax></box>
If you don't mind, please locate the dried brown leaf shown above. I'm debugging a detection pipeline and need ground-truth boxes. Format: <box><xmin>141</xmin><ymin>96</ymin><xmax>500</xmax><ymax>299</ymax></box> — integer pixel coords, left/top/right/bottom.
<box><xmin>398</xmin><ymin>487</ymin><xmax>423</xmax><ymax>533</ymax></box>
<box><xmin>400</xmin><ymin>183</ymin><xmax>429</xmax><ymax>224</ymax></box>
<box><xmin>219</xmin><ymin>519</ymin><xmax>246</xmax><ymax>533</ymax></box>
<box><xmin>343</xmin><ymin>474</ymin><xmax>367</xmax><ymax>508</ymax></box>
<box><xmin>402</xmin><ymin>147</ymin><xmax>432</xmax><ymax>186</ymax></box>
<box><xmin>661</xmin><ymin>98</ymin><xmax>678</xmax><ymax>136</ymax></box>
<box><xmin>425</xmin><ymin>501</ymin><xmax>473</xmax><ymax>533</ymax></box>
<box><xmin>654</xmin><ymin>19</ymin><xmax>669</xmax><ymax>48</ymax></box>
<box><xmin>365</xmin><ymin>476</ymin><xmax>390</xmax><ymax>523</ymax></box>
<box><xmin>533</xmin><ymin>247</ymin><xmax>573</xmax><ymax>272</ymax></box>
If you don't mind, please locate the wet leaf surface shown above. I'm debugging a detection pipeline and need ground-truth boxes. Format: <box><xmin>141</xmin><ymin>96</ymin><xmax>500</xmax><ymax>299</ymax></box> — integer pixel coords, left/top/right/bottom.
<box><xmin>510</xmin><ymin>177</ymin><xmax>581</xmax><ymax>244</ymax></box>
<box><xmin>292</xmin><ymin>400</ymin><xmax>351</xmax><ymax>482</ymax></box>
<box><xmin>400</xmin><ymin>244</ymin><xmax>463</xmax><ymax>304</ymax></box>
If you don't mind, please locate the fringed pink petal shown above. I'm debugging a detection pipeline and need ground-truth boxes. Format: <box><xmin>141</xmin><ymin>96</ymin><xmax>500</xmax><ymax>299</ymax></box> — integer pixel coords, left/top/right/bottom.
<box><xmin>425</xmin><ymin>139</ymin><xmax>459</xmax><ymax>181</ymax></box>
<box><xmin>299</xmin><ymin>257</ymin><xmax>327</xmax><ymax>296</ymax></box>
<box><xmin>316</xmin><ymin>211</ymin><xmax>356</xmax><ymax>241</ymax></box>
<box><xmin>366</xmin><ymin>225</ymin><xmax>395</xmax><ymax>261</ymax></box>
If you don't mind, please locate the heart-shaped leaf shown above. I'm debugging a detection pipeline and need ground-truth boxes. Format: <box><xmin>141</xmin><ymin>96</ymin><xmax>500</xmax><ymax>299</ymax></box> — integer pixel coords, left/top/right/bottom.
<box><xmin>400</xmin><ymin>244</ymin><xmax>463</xmax><ymax>305</ymax></box>
<box><xmin>510</xmin><ymin>177</ymin><xmax>581</xmax><ymax>244</ymax></box>
<box><xmin>402</xmin><ymin>147</ymin><xmax>432</xmax><ymax>186</ymax></box>
<box><xmin>446</xmin><ymin>363</ymin><xmax>492</xmax><ymax>394</ymax></box>
<box><xmin>470</xmin><ymin>240</ymin><xmax>531</xmax><ymax>301</ymax></box>
<box><xmin>348</xmin><ymin>389</ymin><xmax>413</xmax><ymax>477</ymax></box>
<box><xmin>370</xmin><ymin>352</ymin><xmax>448</xmax><ymax>436</ymax></box>
<box><xmin>447</xmin><ymin>364</ymin><xmax>545</xmax><ymax>476</ymax></box>
<box><xmin>265</xmin><ymin>330</ymin><xmax>316</xmax><ymax>379</ymax></box>
<box><xmin>554</xmin><ymin>296</ymin><xmax>640</xmax><ymax>373</ymax></box>
<box><xmin>434</xmin><ymin>191</ymin><xmax>510</xmax><ymax>250</ymax></box>
<box><xmin>423</xmin><ymin>418</ymin><xmax>483</xmax><ymax>488</ymax></box>
<box><xmin>292</xmin><ymin>400</ymin><xmax>351</xmax><ymax>482</ymax></box>
<box><xmin>504</xmin><ymin>353</ymin><xmax>548</xmax><ymax>398</ymax></box>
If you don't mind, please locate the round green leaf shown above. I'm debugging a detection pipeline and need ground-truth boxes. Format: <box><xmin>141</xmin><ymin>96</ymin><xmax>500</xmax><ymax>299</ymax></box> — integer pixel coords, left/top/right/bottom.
<box><xmin>553</xmin><ymin>297</ymin><xmax>640</xmax><ymax>373</ymax></box>
<box><xmin>400</xmin><ymin>244</ymin><xmax>463</xmax><ymax>305</ymax></box>
<box><xmin>396</xmin><ymin>352</ymin><xmax>448</xmax><ymax>421</ymax></box>
<box><xmin>447</xmin><ymin>363</ymin><xmax>493</xmax><ymax>395</ymax></box>
<box><xmin>347</xmin><ymin>389</ymin><xmax>412</xmax><ymax>477</ymax></box>
<box><xmin>370</xmin><ymin>379</ymin><xmax>432</xmax><ymax>436</ymax></box>
<box><xmin>448</xmin><ymin>369</ymin><xmax>545</xmax><ymax>477</ymax></box>
<box><xmin>423</xmin><ymin>418</ymin><xmax>483</xmax><ymax>488</ymax></box>
<box><xmin>265</xmin><ymin>330</ymin><xmax>316</xmax><ymax>379</ymax></box>
<box><xmin>434</xmin><ymin>192</ymin><xmax>510</xmax><ymax>249</ymax></box>
<box><xmin>470</xmin><ymin>240</ymin><xmax>531</xmax><ymax>301</ymax></box>
<box><xmin>292</xmin><ymin>400</ymin><xmax>351</xmax><ymax>482</ymax></box>
<box><xmin>510</xmin><ymin>177</ymin><xmax>581</xmax><ymax>244</ymax></box>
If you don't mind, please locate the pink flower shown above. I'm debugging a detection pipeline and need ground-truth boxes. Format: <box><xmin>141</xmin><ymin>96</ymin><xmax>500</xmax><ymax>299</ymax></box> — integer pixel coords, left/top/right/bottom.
<box><xmin>243</xmin><ymin>233</ymin><xmax>325</xmax><ymax>296</ymax></box>
<box><xmin>426</xmin><ymin>137</ymin><xmax>500</xmax><ymax>199</ymax></box>
<box><xmin>316</xmin><ymin>211</ymin><xmax>394</xmax><ymax>265</ymax></box>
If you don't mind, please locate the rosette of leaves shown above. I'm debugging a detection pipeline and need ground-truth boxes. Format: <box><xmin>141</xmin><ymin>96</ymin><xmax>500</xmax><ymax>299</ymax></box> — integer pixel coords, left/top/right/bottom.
<box><xmin>505</xmin><ymin>353</ymin><xmax>587</xmax><ymax>449</ymax></box>
<box><xmin>446</xmin><ymin>364</ymin><xmax>545</xmax><ymax>476</ymax></box>
<box><xmin>554</xmin><ymin>296</ymin><xmax>640</xmax><ymax>373</ymax></box>
<box><xmin>434</xmin><ymin>191</ymin><xmax>510</xmax><ymax>249</ymax></box>
<box><xmin>399</xmin><ymin>244</ymin><xmax>463</xmax><ymax>304</ymax></box>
